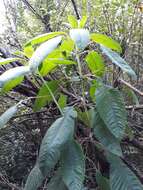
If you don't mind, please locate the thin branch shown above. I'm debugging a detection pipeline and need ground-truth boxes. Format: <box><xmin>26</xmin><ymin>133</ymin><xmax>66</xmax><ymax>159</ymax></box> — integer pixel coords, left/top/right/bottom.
<box><xmin>71</xmin><ymin>0</ymin><xmax>80</xmax><ymax>19</ymax></box>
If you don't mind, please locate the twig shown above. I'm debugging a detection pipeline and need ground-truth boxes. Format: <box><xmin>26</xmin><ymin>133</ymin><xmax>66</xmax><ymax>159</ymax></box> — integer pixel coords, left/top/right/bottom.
<box><xmin>119</xmin><ymin>78</ymin><xmax>143</xmax><ymax>96</ymax></box>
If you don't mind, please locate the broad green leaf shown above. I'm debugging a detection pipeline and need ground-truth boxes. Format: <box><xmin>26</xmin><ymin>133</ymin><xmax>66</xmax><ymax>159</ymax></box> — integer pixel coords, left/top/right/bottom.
<box><xmin>96</xmin><ymin>86</ymin><xmax>127</xmax><ymax>140</ymax></box>
<box><xmin>38</xmin><ymin>107</ymin><xmax>77</xmax><ymax>176</ymax></box>
<box><xmin>29</xmin><ymin>36</ymin><xmax>62</xmax><ymax>72</ymax></box>
<box><xmin>79</xmin><ymin>16</ymin><xmax>87</xmax><ymax>28</ymax></box>
<box><xmin>0</xmin><ymin>105</ymin><xmax>18</xmax><ymax>129</ymax></box>
<box><xmin>91</xmin><ymin>33</ymin><xmax>122</xmax><ymax>53</ymax></box>
<box><xmin>46</xmin><ymin>58</ymin><xmax>76</xmax><ymax>65</ymax></box>
<box><xmin>0</xmin><ymin>57</ymin><xmax>21</xmax><ymax>65</ymax></box>
<box><xmin>0</xmin><ymin>66</ymin><xmax>30</xmax><ymax>87</ymax></box>
<box><xmin>60</xmin><ymin>39</ymin><xmax>75</xmax><ymax>53</ymax></box>
<box><xmin>47</xmin><ymin>170</ymin><xmax>68</xmax><ymax>190</ymax></box>
<box><xmin>24</xmin><ymin>45</ymin><xmax>34</xmax><ymax>58</ymax></box>
<box><xmin>96</xmin><ymin>171</ymin><xmax>110</xmax><ymax>190</ymax></box>
<box><xmin>100</xmin><ymin>46</ymin><xmax>137</xmax><ymax>80</ymax></box>
<box><xmin>25</xmin><ymin>32</ymin><xmax>65</xmax><ymax>47</ymax></box>
<box><xmin>77</xmin><ymin>108</ymin><xmax>93</xmax><ymax>128</ymax></box>
<box><xmin>68</xmin><ymin>15</ymin><xmax>78</xmax><ymax>28</ymax></box>
<box><xmin>33</xmin><ymin>80</ymin><xmax>59</xmax><ymax>111</ymax></box>
<box><xmin>24</xmin><ymin>164</ymin><xmax>44</xmax><ymax>190</ymax></box>
<box><xmin>85</xmin><ymin>51</ymin><xmax>105</xmax><ymax>76</ymax></box>
<box><xmin>61</xmin><ymin>140</ymin><xmax>85</xmax><ymax>190</ymax></box>
<box><xmin>108</xmin><ymin>154</ymin><xmax>143</xmax><ymax>190</ymax></box>
<box><xmin>1</xmin><ymin>76</ymin><xmax>24</xmax><ymax>94</ymax></box>
<box><xmin>69</xmin><ymin>29</ymin><xmax>90</xmax><ymax>50</ymax></box>
<box><xmin>58</xmin><ymin>94</ymin><xmax>67</xmax><ymax>109</ymax></box>
<box><xmin>92</xmin><ymin>110</ymin><xmax>122</xmax><ymax>156</ymax></box>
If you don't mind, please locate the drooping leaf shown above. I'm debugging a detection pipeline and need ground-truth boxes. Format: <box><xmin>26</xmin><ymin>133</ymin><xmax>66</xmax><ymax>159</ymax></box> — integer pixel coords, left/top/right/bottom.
<box><xmin>91</xmin><ymin>33</ymin><xmax>122</xmax><ymax>53</ymax></box>
<box><xmin>25</xmin><ymin>32</ymin><xmax>65</xmax><ymax>47</ymax></box>
<box><xmin>0</xmin><ymin>66</ymin><xmax>30</xmax><ymax>87</ymax></box>
<box><xmin>68</xmin><ymin>15</ymin><xmax>78</xmax><ymax>28</ymax></box>
<box><xmin>58</xmin><ymin>93</ymin><xmax>67</xmax><ymax>109</ymax></box>
<box><xmin>79</xmin><ymin>16</ymin><xmax>87</xmax><ymax>28</ymax></box>
<box><xmin>47</xmin><ymin>170</ymin><xmax>68</xmax><ymax>190</ymax></box>
<box><xmin>33</xmin><ymin>80</ymin><xmax>59</xmax><ymax>111</ymax></box>
<box><xmin>29</xmin><ymin>36</ymin><xmax>62</xmax><ymax>72</ymax></box>
<box><xmin>85</xmin><ymin>51</ymin><xmax>105</xmax><ymax>77</ymax></box>
<box><xmin>24</xmin><ymin>164</ymin><xmax>44</xmax><ymax>190</ymax></box>
<box><xmin>1</xmin><ymin>76</ymin><xmax>24</xmax><ymax>94</ymax></box>
<box><xmin>0</xmin><ymin>57</ymin><xmax>21</xmax><ymax>65</ymax></box>
<box><xmin>38</xmin><ymin>107</ymin><xmax>77</xmax><ymax>176</ymax></box>
<box><xmin>96</xmin><ymin>86</ymin><xmax>127</xmax><ymax>140</ymax></box>
<box><xmin>61</xmin><ymin>140</ymin><xmax>85</xmax><ymax>190</ymax></box>
<box><xmin>92</xmin><ymin>110</ymin><xmax>122</xmax><ymax>156</ymax></box>
<box><xmin>108</xmin><ymin>154</ymin><xmax>143</xmax><ymax>190</ymax></box>
<box><xmin>96</xmin><ymin>171</ymin><xmax>110</xmax><ymax>190</ymax></box>
<box><xmin>100</xmin><ymin>46</ymin><xmax>137</xmax><ymax>80</ymax></box>
<box><xmin>69</xmin><ymin>29</ymin><xmax>90</xmax><ymax>50</ymax></box>
<box><xmin>0</xmin><ymin>105</ymin><xmax>18</xmax><ymax>129</ymax></box>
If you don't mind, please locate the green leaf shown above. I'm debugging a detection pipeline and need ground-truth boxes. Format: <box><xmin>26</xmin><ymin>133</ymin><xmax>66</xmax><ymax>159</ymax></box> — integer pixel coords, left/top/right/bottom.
<box><xmin>92</xmin><ymin>110</ymin><xmax>122</xmax><ymax>156</ymax></box>
<box><xmin>79</xmin><ymin>16</ymin><xmax>87</xmax><ymax>28</ymax></box>
<box><xmin>25</xmin><ymin>32</ymin><xmax>66</xmax><ymax>47</ymax></box>
<box><xmin>122</xmin><ymin>87</ymin><xmax>139</xmax><ymax>105</ymax></box>
<box><xmin>47</xmin><ymin>170</ymin><xmax>68</xmax><ymax>190</ymax></box>
<box><xmin>69</xmin><ymin>29</ymin><xmax>90</xmax><ymax>50</ymax></box>
<box><xmin>0</xmin><ymin>66</ymin><xmax>30</xmax><ymax>87</ymax></box>
<box><xmin>85</xmin><ymin>51</ymin><xmax>105</xmax><ymax>77</ymax></box>
<box><xmin>1</xmin><ymin>76</ymin><xmax>24</xmax><ymax>94</ymax></box>
<box><xmin>68</xmin><ymin>15</ymin><xmax>78</xmax><ymax>28</ymax></box>
<box><xmin>91</xmin><ymin>33</ymin><xmax>122</xmax><ymax>53</ymax></box>
<box><xmin>60</xmin><ymin>39</ymin><xmax>75</xmax><ymax>53</ymax></box>
<box><xmin>24</xmin><ymin>45</ymin><xmax>34</xmax><ymax>58</ymax></box>
<box><xmin>100</xmin><ymin>46</ymin><xmax>137</xmax><ymax>80</ymax></box>
<box><xmin>58</xmin><ymin>94</ymin><xmax>67</xmax><ymax>109</ymax></box>
<box><xmin>108</xmin><ymin>154</ymin><xmax>143</xmax><ymax>190</ymax></box>
<box><xmin>0</xmin><ymin>57</ymin><xmax>21</xmax><ymax>65</ymax></box>
<box><xmin>33</xmin><ymin>80</ymin><xmax>59</xmax><ymax>111</ymax></box>
<box><xmin>24</xmin><ymin>164</ymin><xmax>44</xmax><ymax>190</ymax></box>
<box><xmin>29</xmin><ymin>36</ymin><xmax>62</xmax><ymax>72</ymax></box>
<box><xmin>77</xmin><ymin>108</ymin><xmax>93</xmax><ymax>128</ymax></box>
<box><xmin>96</xmin><ymin>86</ymin><xmax>127</xmax><ymax>140</ymax></box>
<box><xmin>47</xmin><ymin>58</ymin><xmax>76</xmax><ymax>65</ymax></box>
<box><xmin>38</xmin><ymin>107</ymin><xmax>77</xmax><ymax>176</ymax></box>
<box><xmin>96</xmin><ymin>171</ymin><xmax>110</xmax><ymax>190</ymax></box>
<box><xmin>61</xmin><ymin>140</ymin><xmax>85</xmax><ymax>190</ymax></box>
<box><xmin>0</xmin><ymin>105</ymin><xmax>18</xmax><ymax>129</ymax></box>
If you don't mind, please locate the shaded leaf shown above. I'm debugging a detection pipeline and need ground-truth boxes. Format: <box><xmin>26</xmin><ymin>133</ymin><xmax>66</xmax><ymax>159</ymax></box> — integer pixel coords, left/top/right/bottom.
<box><xmin>96</xmin><ymin>86</ymin><xmax>127</xmax><ymax>140</ymax></box>
<box><xmin>96</xmin><ymin>171</ymin><xmax>110</xmax><ymax>190</ymax></box>
<box><xmin>92</xmin><ymin>110</ymin><xmax>122</xmax><ymax>156</ymax></box>
<box><xmin>58</xmin><ymin>93</ymin><xmax>67</xmax><ymax>109</ymax></box>
<box><xmin>91</xmin><ymin>33</ymin><xmax>122</xmax><ymax>53</ymax></box>
<box><xmin>61</xmin><ymin>140</ymin><xmax>85</xmax><ymax>190</ymax></box>
<box><xmin>108</xmin><ymin>154</ymin><xmax>143</xmax><ymax>190</ymax></box>
<box><xmin>33</xmin><ymin>80</ymin><xmax>59</xmax><ymax>111</ymax></box>
<box><xmin>85</xmin><ymin>51</ymin><xmax>105</xmax><ymax>76</ymax></box>
<box><xmin>100</xmin><ymin>46</ymin><xmax>137</xmax><ymax>80</ymax></box>
<box><xmin>38</xmin><ymin>107</ymin><xmax>77</xmax><ymax>176</ymax></box>
<box><xmin>24</xmin><ymin>164</ymin><xmax>44</xmax><ymax>190</ymax></box>
<box><xmin>0</xmin><ymin>105</ymin><xmax>18</xmax><ymax>129</ymax></box>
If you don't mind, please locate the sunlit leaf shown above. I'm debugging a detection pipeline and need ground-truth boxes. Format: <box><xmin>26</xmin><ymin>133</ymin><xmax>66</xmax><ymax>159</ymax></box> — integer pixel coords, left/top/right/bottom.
<box><xmin>0</xmin><ymin>57</ymin><xmax>21</xmax><ymax>65</ymax></box>
<box><xmin>58</xmin><ymin>93</ymin><xmax>67</xmax><ymax>109</ymax></box>
<box><xmin>0</xmin><ymin>104</ymin><xmax>18</xmax><ymax>129</ymax></box>
<box><xmin>91</xmin><ymin>33</ymin><xmax>122</xmax><ymax>53</ymax></box>
<box><xmin>29</xmin><ymin>36</ymin><xmax>62</xmax><ymax>72</ymax></box>
<box><xmin>68</xmin><ymin>15</ymin><xmax>78</xmax><ymax>28</ymax></box>
<box><xmin>69</xmin><ymin>29</ymin><xmax>90</xmax><ymax>50</ymax></box>
<box><xmin>0</xmin><ymin>66</ymin><xmax>30</xmax><ymax>87</ymax></box>
<box><xmin>85</xmin><ymin>51</ymin><xmax>105</xmax><ymax>76</ymax></box>
<box><xmin>79</xmin><ymin>16</ymin><xmax>87</xmax><ymax>28</ymax></box>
